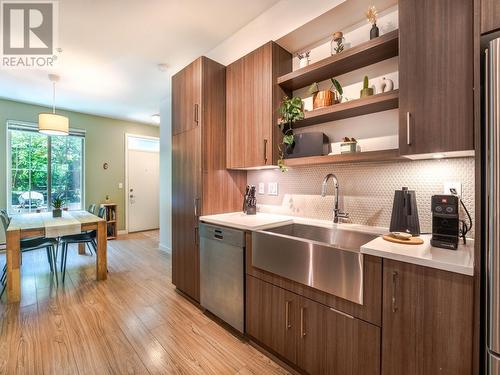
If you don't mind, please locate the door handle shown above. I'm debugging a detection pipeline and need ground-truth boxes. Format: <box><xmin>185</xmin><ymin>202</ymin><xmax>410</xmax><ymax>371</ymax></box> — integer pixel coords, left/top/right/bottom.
<box><xmin>194</xmin><ymin>197</ymin><xmax>200</xmax><ymax>218</ymax></box>
<box><xmin>285</xmin><ymin>301</ymin><xmax>291</xmax><ymax>330</ymax></box>
<box><xmin>300</xmin><ymin>307</ymin><xmax>306</xmax><ymax>338</ymax></box>
<box><xmin>406</xmin><ymin>112</ymin><xmax>411</xmax><ymax>145</ymax></box>
<box><xmin>392</xmin><ymin>271</ymin><xmax>399</xmax><ymax>313</ymax></box>
<box><xmin>263</xmin><ymin>139</ymin><xmax>268</xmax><ymax>164</ymax></box>
<box><xmin>194</xmin><ymin>104</ymin><xmax>199</xmax><ymax>124</ymax></box>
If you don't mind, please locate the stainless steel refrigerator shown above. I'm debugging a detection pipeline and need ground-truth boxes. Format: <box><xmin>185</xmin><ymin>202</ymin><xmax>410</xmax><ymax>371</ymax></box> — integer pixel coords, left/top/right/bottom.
<box><xmin>485</xmin><ymin>34</ymin><xmax>500</xmax><ymax>375</ymax></box>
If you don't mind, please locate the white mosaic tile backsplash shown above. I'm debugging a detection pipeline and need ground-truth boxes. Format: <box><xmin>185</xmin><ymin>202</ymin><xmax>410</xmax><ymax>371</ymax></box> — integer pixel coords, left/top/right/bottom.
<box><xmin>248</xmin><ymin>157</ymin><xmax>475</xmax><ymax>237</ymax></box>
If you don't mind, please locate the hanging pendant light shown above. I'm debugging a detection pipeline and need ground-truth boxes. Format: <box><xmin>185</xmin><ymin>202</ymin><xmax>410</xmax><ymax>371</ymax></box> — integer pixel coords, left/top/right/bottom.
<box><xmin>38</xmin><ymin>74</ymin><xmax>69</xmax><ymax>136</ymax></box>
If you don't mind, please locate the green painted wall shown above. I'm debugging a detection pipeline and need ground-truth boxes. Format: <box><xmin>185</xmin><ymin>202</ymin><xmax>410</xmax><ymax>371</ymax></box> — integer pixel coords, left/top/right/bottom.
<box><xmin>0</xmin><ymin>98</ymin><xmax>159</xmax><ymax>231</ymax></box>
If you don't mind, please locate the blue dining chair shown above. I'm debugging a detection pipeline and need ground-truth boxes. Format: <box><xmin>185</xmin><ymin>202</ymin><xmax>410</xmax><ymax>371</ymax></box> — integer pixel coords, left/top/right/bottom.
<box><xmin>59</xmin><ymin>207</ymin><xmax>106</xmax><ymax>283</ymax></box>
<box><xmin>0</xmin><ymin>210</ymin><xmax>58</xmax><ymax>298</ymax></box>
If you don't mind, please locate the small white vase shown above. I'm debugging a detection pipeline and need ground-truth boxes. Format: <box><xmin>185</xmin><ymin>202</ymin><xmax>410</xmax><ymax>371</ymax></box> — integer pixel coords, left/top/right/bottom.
<box><xmin>382</xmin><ymin>77</ymin><xmax>394</xmax><ymax>92</ymax></box>
<box><xmin>299</xmin><ymin>58</ymin><xmax>310</xmax><ymax>69</ymax></box>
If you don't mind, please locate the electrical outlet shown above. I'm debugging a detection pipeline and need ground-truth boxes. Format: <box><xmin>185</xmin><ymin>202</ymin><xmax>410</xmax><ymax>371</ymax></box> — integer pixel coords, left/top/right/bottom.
<box><xmin>268</xmin><ymin>182</ymin><xmax>278</xmax><ymax>196</ymax></box>
<box><xmin>258</xmin><ymin>183</ymin><xmax>265</xmax><ymax>195</ymax></box>
<box><xmin>443</xmin><ymin>181</ymin><xmax>462</xmax><ymax>197</ymax></box>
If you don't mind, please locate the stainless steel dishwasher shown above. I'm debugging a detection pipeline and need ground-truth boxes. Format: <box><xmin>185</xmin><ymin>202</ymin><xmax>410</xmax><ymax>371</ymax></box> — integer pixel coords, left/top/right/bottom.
<box><xmin>199</xmin><ymin>223</ymin><xmax>245</xmax><ymax>333</ymax></box>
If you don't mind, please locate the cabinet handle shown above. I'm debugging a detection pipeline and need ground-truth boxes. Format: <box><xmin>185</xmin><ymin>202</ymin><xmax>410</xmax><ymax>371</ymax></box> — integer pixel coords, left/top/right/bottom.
<box><xmin>263</xmin><ymin>139</ymin><xmax>268</xmax><ymax>164</ymax></box>
<box><xmin>194</xmin><ymin>197</ymin><xmax>200</xmax><ymax>218</ymax></box>
<box><xmin>194</xmin><ymin>226</ymin><xmax>199</xmax><ymax>246</ymax></box>
<box><xmin>285</xmin><ymin>301</ymin><xmax>291</xmax><ymax>330</ymax></box>
<box><xmin>406</xmin><ymin>112</ymin><xmax>411</xmax><ymax>145</ymax></box>
<box><xmin>300</xmin><ymin>307</ymin><xmax>306</xmax><ymax>338</ymax></box>
<box><xmin>194</xmin><ymin>104</ymin><xmax>199</xmax><ymax>124</ymax></box>
<box><xmin>329</xmin><ymin>307</ymin><xmax>354</xmax><ymax>320</ymax></box>
<box><xmin>392</xmin><ymin>271</ymin><xmax>399</xmax><ymax>313</ymax></box>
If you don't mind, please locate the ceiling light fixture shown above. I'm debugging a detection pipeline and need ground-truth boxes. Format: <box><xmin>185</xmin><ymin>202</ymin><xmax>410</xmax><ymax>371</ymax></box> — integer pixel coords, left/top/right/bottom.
<box><xmin>38</xmin><ymin>74</ymin><xmax>69</xmax><ymax>136</ymax></box>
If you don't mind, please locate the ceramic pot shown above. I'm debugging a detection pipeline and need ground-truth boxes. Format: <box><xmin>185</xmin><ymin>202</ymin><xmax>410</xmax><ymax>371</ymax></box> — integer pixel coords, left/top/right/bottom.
<box><xmin>52</xmin><ymin>209</ymin><xmax>62</xmax><ymax>218</ymax></box>
<box><xmin>312</xmin><ymin>90</ymin><xmax>340</xmax><ymax>109</ymax></box>
<box><xmin>360</xmin><ymin>87</ymin><xmax>374</xmax><ymax>98</ymax></box>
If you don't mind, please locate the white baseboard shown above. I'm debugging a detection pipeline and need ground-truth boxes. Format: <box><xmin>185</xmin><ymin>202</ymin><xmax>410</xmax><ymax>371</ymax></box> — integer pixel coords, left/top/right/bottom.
<box><xmin>118</xmin><ymin>230</ymin><xmax>128</xmax><ymax>235</ymax></box>
<box><xmin>159</xmin><ymin>243</ymin><xmax>171</xmax><ymax>253</ymax></box>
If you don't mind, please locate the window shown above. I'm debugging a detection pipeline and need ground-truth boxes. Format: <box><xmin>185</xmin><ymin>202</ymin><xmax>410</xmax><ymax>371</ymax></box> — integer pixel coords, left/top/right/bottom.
<box><xmin>7</xmin><ymin>121</ymin><xmax>85</xmax><ymax>214</ymax></box>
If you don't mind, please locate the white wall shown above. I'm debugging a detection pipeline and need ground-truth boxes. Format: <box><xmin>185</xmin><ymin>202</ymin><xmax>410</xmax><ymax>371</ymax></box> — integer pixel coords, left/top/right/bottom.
<box><xmin>206</xmin><ymin>0</ymin><xmax>344</xmax><ymax>65</ymax></box>
<box><xmin>159</xmin><ymin>86</ymin><xmax>172</xmax><ymax>252</ymax></box>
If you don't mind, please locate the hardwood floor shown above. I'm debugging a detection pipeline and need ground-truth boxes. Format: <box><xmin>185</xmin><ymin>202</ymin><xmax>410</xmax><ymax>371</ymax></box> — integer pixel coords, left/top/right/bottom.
<box><xmin>0</xmin><ymin>231</ymin><xmax>288</xmax><ymax>375</ymax></box>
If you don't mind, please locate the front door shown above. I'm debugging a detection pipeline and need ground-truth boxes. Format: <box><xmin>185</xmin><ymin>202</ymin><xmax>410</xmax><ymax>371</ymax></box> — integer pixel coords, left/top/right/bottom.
<box><xmin>127</xmin><ymin>135</ymin><xmax>160</xmax><ymax>232</ymax></box>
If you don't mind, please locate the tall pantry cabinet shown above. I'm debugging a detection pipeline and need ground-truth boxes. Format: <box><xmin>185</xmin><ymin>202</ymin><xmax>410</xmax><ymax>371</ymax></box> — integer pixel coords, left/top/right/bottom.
<box><xmin>172</xmin><ymin>56</ymin><xmax>246</xmax><ymax>302</ymax></box>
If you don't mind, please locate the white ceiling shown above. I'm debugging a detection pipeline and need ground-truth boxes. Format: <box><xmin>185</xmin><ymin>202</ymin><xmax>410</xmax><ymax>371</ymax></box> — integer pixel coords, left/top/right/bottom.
<box><xmin>0</xmin><ymin>0</ymin><xmax>281</xmax><ymax>124</ymax></box>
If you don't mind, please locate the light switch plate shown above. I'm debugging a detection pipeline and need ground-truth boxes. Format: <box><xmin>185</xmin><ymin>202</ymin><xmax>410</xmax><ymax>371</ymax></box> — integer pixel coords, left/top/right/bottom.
<box><xmin>118</xmin><ymin>182</ymin><xmax>123</xmax><ymax>189</ymax></box>
<box><xmin>258</xmin><ymin>183</ymin><xmax>265</xmax><ymax>195</ymax></box>
<box><xmin>443</xmin><ymin>181</ymin><xmax>462</xmax><ymax>197</ymax></box>
<box><xmin>268</xmin><ymin>182</ymin><xmax>278</xmax><ymax>196</ymax></box>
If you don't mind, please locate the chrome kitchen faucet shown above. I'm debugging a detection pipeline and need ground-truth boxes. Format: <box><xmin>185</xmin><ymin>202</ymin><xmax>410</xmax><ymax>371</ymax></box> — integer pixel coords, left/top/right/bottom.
<box><xmin>321</xmin><ymin>173</ymin><xmax>349</xmax><ymax>224</ymax></box>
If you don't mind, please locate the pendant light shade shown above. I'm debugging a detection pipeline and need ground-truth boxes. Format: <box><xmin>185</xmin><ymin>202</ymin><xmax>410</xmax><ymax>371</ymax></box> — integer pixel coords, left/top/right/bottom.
<box><xmin>38</xmin><ymin>113</ymin><xmax>69</xmax><ymax>135</ymax></box>
<box><xmin>39</xmin><ymin>74</ymin><xmax>69</xmax><ymax>136</ymax></box>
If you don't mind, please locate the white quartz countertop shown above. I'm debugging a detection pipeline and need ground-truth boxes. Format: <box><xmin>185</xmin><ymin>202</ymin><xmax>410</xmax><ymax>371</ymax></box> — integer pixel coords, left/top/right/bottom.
<box><xmin>361</xmin><ymin>235</ymin><xmax>474</xmax><ymax>276</ymax></box>
<box><xmin>199</xmin><ymin>212</ymin><xmax>293</xmax><ymax>231</ymax></box>
<box><xmin>199</xmin><ymin>212</ymin><xmax>474</xmax><ymax>276</ymax></box>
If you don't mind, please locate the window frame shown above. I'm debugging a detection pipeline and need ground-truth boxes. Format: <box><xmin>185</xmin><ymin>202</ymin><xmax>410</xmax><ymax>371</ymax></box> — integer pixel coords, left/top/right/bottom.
<box><xmin>6</xmin><ymin>120</ymin><xmax>86</xmax><ymax>214</ymax></box>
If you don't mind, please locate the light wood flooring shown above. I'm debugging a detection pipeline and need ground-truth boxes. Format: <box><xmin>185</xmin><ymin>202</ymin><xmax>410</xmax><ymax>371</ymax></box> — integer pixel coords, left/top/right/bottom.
<box><xmin>0</xmin><ymin>231</ymin><xmax>288</xmax><ymax>375</ymax></box>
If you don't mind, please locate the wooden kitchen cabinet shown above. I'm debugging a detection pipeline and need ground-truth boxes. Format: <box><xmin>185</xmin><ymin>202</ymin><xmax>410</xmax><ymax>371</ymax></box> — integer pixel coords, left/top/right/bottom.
<box><xmin>172</xmin><ymin>58</ymin><xmax>201</xmax><ymax>136</ymax></box>
<box><xmin>246</xmin><ymin>275</ymin><xmax>297</xmax><ymax>364</ymax></box>
<box><xmin>172</xmin><ymin>57</ymin><xmax>246</xmax><ymax>302</ymax></box>
<box><xmin>247</xmin><ymin>275</ymin><xmax>381</xmax><ymax>375</ymax></box>
<box><xmin>381</xmin><ymin>259</ymin><xmax>474</xmax><ymax>375</ymax></box>
<box><xmin>482</xmin><ymin>0</ymin><xmax>500</xmax><ymax>34</ymax></box>
<box><xmin>226</xmin><ymin>42</ymin><xmax>291</xmax><ymax>168</ymax></box>
<box><xmin>398</xmin><ymin>0</ymin><xmax>474</xmax><ymax>155</ymax></box>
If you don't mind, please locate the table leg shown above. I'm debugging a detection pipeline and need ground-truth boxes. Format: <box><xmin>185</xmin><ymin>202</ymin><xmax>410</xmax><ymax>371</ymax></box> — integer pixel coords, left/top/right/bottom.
<box><xmin>78</xmin><ymin>243</ymin><xmax>86</xmax><ymax>255</ymax></box>
<box><xmin>96</xmin><ymin>220</ymin><xmax>107</xmax><ymax>280</ymax></box>
<box><xmin>6</xmin><ymin>229</ymin><xmax>21</xmax><ymax>303</ymax></box>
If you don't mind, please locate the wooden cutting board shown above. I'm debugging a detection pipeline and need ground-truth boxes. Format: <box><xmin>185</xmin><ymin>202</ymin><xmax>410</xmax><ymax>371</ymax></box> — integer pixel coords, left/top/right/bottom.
<box><xmin>383</xmin><ymin>234</ymin><xmax>424</xmax><ymax>245</ymax></box>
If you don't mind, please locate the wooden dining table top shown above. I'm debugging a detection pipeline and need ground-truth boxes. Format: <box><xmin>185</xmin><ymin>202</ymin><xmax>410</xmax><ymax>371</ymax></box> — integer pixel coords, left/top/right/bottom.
<box><xmin>8</xmin><ymin>210</ymin><xmax>104</xmax><ymax>231</ymax></box>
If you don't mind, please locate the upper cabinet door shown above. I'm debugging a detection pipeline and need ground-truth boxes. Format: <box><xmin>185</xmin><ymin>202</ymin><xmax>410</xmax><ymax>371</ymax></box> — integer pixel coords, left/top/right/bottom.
<box><xmin>482</xmin><ymin>0</ymin><xmax>500</xmax><ymax>34</ymax></box>
<box><xmin>226</xmin><ymin>42</ymin><xmax>291</xmax><ymax>169</ymax></box>
<box><xmin>172</xmin><ymin>58</ymin><xmax>202</xmax><ymax>136</ymax></box>
<box><xmin>399</xmin><ymin>0</ymin><xmax>474</xmax><ymax>156</ymax></box>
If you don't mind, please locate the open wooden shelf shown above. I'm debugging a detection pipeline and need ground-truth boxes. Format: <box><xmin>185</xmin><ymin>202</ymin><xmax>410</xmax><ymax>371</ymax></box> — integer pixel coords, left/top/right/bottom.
<box><xmin>294</xmin><ymin>90</ymin><xmax>399</xmax><ymax>128</ymax></box>
<box><xmin>284</xmin><ymin>149</ymin><xmax>402</xmax><ymax>167</ymax></box>
<box><xmin>277</xmin><ymin>29</ymin><xmax>399</xmax><ymax>91</ymax></box>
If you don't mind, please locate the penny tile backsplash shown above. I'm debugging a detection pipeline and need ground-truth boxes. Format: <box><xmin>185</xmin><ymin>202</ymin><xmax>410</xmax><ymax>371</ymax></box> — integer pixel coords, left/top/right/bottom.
<box><xmin>247</xmin><ymin>157</ymin><xmax>475</xmax><ymax>237</ymax></box>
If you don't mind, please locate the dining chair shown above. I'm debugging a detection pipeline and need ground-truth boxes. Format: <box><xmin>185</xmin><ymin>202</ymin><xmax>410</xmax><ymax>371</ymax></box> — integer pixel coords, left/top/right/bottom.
<box><xmin>0</xmin><ymin>211</ymin><xmax>58</xmax><ymax>298</ymax></box>
<box><xmin>87</xmin><ymin>204</ymin><xmax>96</xmax><ymax>215</ymax></box>
<box><xmin>59</xmin><ymin>207</ymin><xmax>106</xmax><ymax>283</ymax></box>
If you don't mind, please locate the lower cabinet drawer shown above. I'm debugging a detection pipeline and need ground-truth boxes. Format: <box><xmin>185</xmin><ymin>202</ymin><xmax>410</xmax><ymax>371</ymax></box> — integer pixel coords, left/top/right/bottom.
<box><xmin>246</xmin><ymin>275</ymin><xmax>381</xmax><ymax>375</ymax></box>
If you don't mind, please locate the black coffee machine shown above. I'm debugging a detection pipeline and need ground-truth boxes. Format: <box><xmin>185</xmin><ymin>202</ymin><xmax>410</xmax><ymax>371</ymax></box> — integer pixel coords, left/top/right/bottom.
<box><xmin>431</xmin><ymin>195</ymin><xmax>459</xmax><ymax>250</ymax></box>
<box><xmin>389</xmin><ymin>187</ymin><xmax>421</xmax><ymax>235</ymax></box>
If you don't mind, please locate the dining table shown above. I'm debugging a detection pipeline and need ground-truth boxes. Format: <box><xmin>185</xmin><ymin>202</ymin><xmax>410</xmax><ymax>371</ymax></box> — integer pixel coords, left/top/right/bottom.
<box><xmin>5</xmin><ymin>210</ymin><xmax>107</xmax><ymax>303</ymax></box>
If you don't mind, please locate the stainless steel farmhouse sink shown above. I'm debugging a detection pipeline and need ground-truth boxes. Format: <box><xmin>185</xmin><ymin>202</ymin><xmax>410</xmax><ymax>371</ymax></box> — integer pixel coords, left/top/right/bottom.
<box><xmin>252</xmin><ymin>223</ymin><xmax>378</xmax><ymax>305</ymax></box>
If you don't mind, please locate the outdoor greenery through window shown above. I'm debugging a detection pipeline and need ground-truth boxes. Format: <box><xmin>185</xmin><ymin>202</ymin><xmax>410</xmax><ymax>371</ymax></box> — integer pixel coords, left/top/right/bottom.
<box><xmin>7</xmin><ymin>122</ymin><xmax>85</xmax><ymax>214</ymax></box>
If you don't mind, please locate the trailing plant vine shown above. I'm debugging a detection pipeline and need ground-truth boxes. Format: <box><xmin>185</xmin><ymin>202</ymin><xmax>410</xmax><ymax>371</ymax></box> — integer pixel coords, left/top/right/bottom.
<box><xmin>277</xmin><ymin>96</ymin><xmax>304</xmax><ymax>172</ymax></box>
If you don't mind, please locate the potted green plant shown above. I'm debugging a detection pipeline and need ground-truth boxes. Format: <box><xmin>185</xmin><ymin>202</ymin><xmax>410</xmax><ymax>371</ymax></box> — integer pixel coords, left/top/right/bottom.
<box><xmin>308</xmin><ymin>78</ymin><xmax>343</xmax><ymax>109</ymax></box>
<box><xmin>52</xmin><ymin>196</ymin><xmax>64</xmax><ymax>218</ymax></box>
<box><xmin>277</xmin><ymin>96</ymin><xmax>304</xmax><ymax>172</ymax></box>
